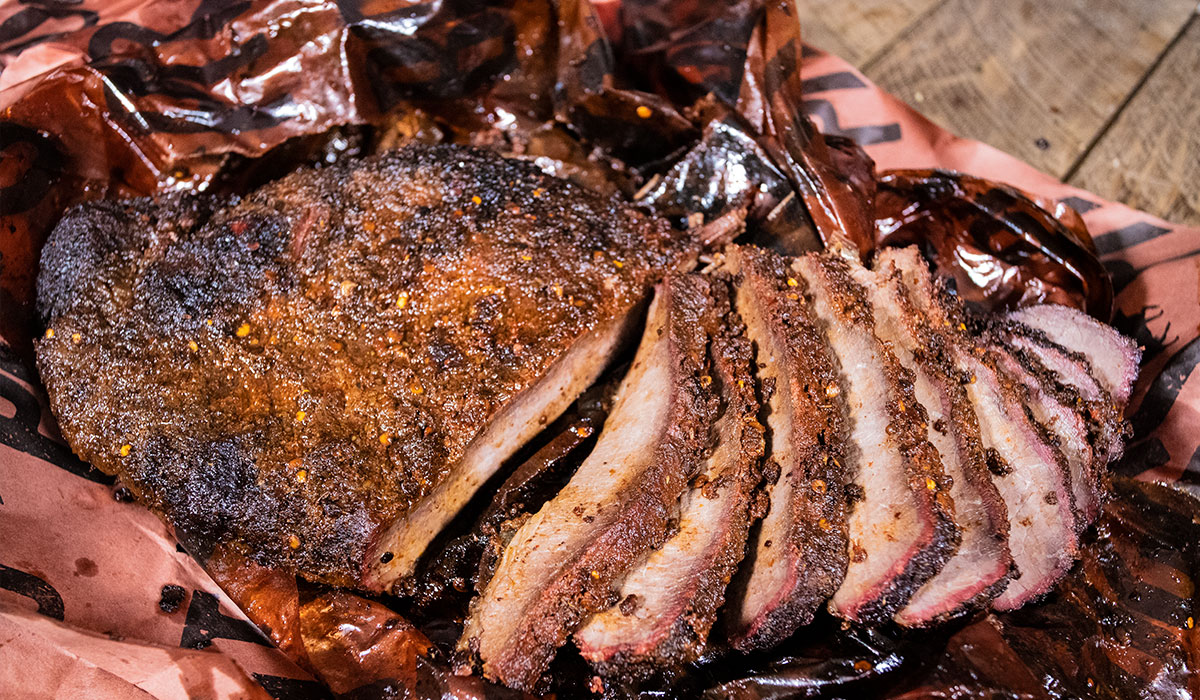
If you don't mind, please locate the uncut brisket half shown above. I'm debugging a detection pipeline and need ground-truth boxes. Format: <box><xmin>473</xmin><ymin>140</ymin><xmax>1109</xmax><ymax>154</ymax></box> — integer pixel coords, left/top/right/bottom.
<box><xmin>35</xmin><ymin>144</ymin><xmax>694</xmax><ymax>591</ymax></box>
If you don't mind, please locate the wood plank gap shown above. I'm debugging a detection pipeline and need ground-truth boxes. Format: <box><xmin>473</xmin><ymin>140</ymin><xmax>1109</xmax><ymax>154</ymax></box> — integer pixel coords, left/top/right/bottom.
<box><xmin>1062</xmin><ymin>9</ymin><xmax>1200</xmax><ymax>182</ymax></box>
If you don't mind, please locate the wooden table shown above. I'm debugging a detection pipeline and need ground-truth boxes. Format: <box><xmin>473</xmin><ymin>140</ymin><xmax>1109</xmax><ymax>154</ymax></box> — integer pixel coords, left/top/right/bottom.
<box><xmin>799</xmin><ymin>0</ymin><xmax>1200</xmax><ymax>227</ymax></box>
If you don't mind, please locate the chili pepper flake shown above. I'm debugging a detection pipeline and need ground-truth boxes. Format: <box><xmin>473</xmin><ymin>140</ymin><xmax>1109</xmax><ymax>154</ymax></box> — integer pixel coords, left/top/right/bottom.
<box><xmin>119</xmin><ymin>444</ymin><xmax>132</xmax><ymax>457</ymax></box>
<box><xmin>295</xmin><ymin>469</ymin><xmax>307</xmax><ymax>483</ymax></box>
<box><xmin>926</xmin><ymin>477</ymin><xmax>938</xmax><ymax>491</ymax></box>
<box><xmin>187</xmin><ymin>340</ymin><xmax>198</xmax><ymax>351</ymax></box>
<box><xmin>396</xmin><ymin>291</ymin><xmax>409</xmax><ymax>309</ymax></box>
<box><xmin>71</xmin><ymin>332</ymin><xmax>81</xmax><ymax>343</ymax></box>
<box><xmin>471</xmin><ymin>195</ymin><xmax>482</xmax><ymax>205</ymax></box>
<box><xmin>287</xmin><ymin>535</ymin><xmax>301</xmax><ymax>549</ymax></box>
<box><xmin>295</xmin><ymin>410</ymin><xmax>307</xmax><ymax>422</ymax></box>
<box><xmin>380</xmin><ymin>433</ymin><xmax>392</xmax><ymax>446</ymax></box>
<box><xmin>44</xmin><ymin>328</ymin><xmax>54</xmax><ymax>338</ymax></box>
<box><xmin>236</xmin><ymin>323</ymin><xmax>251</xmax><ymax>337</ymax></box>
<box><xmin>635</xmin><ymin>105</ymin><xmax>652</xmax><ymax>118</ymax></box>
<box><xmin>786</xmin><ymin>277</ymin><xmax>798</xmax><ymax>287</ymax></box>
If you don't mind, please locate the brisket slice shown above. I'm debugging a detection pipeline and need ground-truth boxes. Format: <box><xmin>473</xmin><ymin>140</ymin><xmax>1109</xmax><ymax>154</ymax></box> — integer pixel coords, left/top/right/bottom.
<box><xmin>793</xmin><ymin>253</ymin><xmax>958</xmax><ymax>623</ymax></box>
<box><xmin>999</xmin><ymin>323</ymin><xmax>1130</xmax><ymax>465</ymax></box>
<box><xmin>882</xmin><ymin>248</ymin><xmax>1079</xmax><ymax>611</ymax></box>
<box><xmin>575</xmin><ymin>279</ymin><xmax>765</xmax><ymax>668</ymax></box>
<box><xmin>723</xmin><ymin>245</ymin><xmax>848</xmax><ymax>650</ymax></box>
<box><xmin>1008</xmin><ymin>305</ymin><xmax>1141</xmax><ymax>407</ymax></box>
<box><xmin>458</xmin><ymin>274</ymin><xmax>720</xmax><ymax>691</ymax></box>
<box><xmin>35</xmin><ymin>144</ymin><xmax>692</xmax><ymax>591</ymax></box>
<box><xmin>986</xmin><ymin>342</ymin><xmax>1101</xmax><ymax>529</ymax></box>
<box><xmin>848</xmin><ymin>259</ymin><xmax>1013</xmax><ymax>627</ymax></box>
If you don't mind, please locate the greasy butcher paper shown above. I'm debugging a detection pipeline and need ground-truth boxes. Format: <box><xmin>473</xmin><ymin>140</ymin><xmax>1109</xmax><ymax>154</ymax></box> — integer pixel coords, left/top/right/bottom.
<box><xmin>1</xmin><ymin>0</ymin><xmax>1199</xmax><ymax>697</ymax></box>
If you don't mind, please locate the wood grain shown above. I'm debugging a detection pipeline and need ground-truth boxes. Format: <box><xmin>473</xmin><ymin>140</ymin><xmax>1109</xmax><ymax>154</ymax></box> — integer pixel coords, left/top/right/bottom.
<box><xmin>862</xmin><ymin>0</ymin><xmax>1197</xmax><ymax>178</ymax></box>
<box><xmin>797</xmin><ymin>0</ymin><xmax>944</xmax><ymax>66</ymax></box>
<box><xmin>1069</xmin><ymin>15</ymin><xmax>1200</xmax><ymax>227</ymax></box>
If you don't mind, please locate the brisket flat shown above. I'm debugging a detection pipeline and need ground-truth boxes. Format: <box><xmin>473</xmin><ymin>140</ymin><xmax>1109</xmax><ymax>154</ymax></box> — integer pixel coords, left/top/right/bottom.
<box><xmin>999</xmin><ymin>319</ymin><xmax>1133</xmax><ymax>465</ymax></box>
<box><xmin>986</xmin><ymin>342</ymin><xmax>1102</xmax><ymax>529</ymax></box>
<box><xmin>883</xmin><ymin>248</ymin><xmax>1079</xmax><ymax>611</ymax></box>
<box><xmin>458</xmin><ymin>274</ymin><xmax>720</xmax><ymax>691</ymax></box>
<box><xmin>1008</xmin><ymin>305</ymin><xmax>1140</xmax><ymax>407</ymax></box>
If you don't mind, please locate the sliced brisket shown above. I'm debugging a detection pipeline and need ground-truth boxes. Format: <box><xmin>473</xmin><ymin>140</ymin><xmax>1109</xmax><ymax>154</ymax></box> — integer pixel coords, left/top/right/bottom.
<box><xmin>792</xmin><ymin>253</ymin><xmax>958</xmax><ymax>623</ymax></box>
<box><xmin>458</xmin><ymin>274</ymin><xmax>721</xmax><ymax>691</ymax></box>
<box><xmin>986</xmin><ymin>342</ymin><xmax>1102</xmax><ymax>529</ymax></box>
<box><xmin>848</xmin><ymin>259</ymin><xmax>1013</xmax><ymax>627</ymax></box>
<box><xmin>883</xmin><ymin>248</ymin><xmax>1079</xmax><ymax>611</ymax></box>
<box><xmin>575</xmin><ymin>282</ymin><xmax>765</xmax><ymax>668</ymax></box>
<box><xmin>723</xmin><ymin>245</ymin><xmax>848</xmax><ymax>650</ymax></box>
<box><xmin>998</xmin><ymin>320</ymin><xmax>1132</xmax><ymax>465</ymax></box>
<box><xmin>1008</xmin><ymin>305</ymin><xmax>1141</xmax><ymax>407</ymax></box>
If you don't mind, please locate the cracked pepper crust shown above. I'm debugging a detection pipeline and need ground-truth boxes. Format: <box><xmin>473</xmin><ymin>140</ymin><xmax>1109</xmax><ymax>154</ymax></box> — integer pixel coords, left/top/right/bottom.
<box><xmin>35</xmin><ymin>144</ymin><xmax>690</xmax><ymax>587</ymax></box>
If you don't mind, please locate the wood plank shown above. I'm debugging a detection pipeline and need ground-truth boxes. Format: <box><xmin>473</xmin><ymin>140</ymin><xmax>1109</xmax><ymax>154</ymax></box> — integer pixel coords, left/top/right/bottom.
<box><xmin>863</xmin><ymin>0</ymin><xmax>1196</xmax><ymax>178</ymax></box>
<box><xmin>797</xmin><ymin>0</ymin><xmax>944</xmax><ymax>67</ymax></box>
<box><xmin>1069</xmin><ymin>15</ymin><xmax>1200</xmax><ymax>228</ymax></box>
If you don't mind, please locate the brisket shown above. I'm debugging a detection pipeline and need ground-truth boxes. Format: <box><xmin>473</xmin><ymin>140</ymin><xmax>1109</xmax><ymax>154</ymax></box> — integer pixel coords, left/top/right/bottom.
<box><xmin>458</xmin><ymin>274</ymin><xmax>720</xmax><ymax>691</ymax></box>
<box><xmin>883</xmin><ymin>248</ymin><xmax>1079</xmax><ymax>611</ymax></box>
<box><xmin>35</xmin><ymin>144</ymin><xmax>693</xmax><ymax>591</ymax></box>
<box><xmin>575</xmin><ymin>279</ymin><xmax>765</xmax><ymax>668</ymax></box>
<box><xmin>792</xmin><ymin>253</ymin><xmax>958</xmax><ymax>623</ymax></box>
<box><xmin>723</xmin><ymin>245</ymin><xmax>848</xmax><ymax>650</ymax></box>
